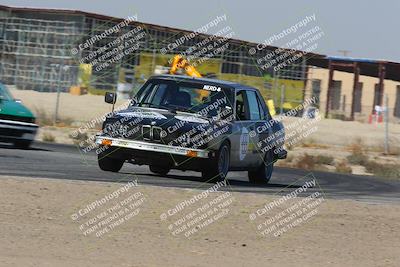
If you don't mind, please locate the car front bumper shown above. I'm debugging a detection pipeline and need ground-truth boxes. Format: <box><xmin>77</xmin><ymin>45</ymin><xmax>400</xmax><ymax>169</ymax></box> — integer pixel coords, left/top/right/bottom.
<box><xmin>95</xmin><ymin>135</ymin><xmax>211</xmax><ymax>159</ymax></box>
<box><xmin>0</xmin><ymin>119</ymin><xmax>38</xmax><ymax>142</ymax></box>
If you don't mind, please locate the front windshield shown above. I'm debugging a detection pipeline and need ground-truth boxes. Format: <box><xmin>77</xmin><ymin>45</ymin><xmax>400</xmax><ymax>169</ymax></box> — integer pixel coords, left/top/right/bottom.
<box><xmin>0</xmin><ymin>83</ymin><xmax>13</xmax><ymax>101</ymax></box>
<box><xmin>135</xmin><ymin>79</ymin><xmax>233</xmax><ymax>117</ymax></box>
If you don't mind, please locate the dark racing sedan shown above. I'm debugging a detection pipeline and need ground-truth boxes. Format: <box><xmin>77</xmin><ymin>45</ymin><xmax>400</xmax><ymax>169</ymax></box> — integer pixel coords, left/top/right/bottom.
<box><xmin>96</xmin><ymin>75</ymin><xmax>286</xmax><ymax>183</ymax></box>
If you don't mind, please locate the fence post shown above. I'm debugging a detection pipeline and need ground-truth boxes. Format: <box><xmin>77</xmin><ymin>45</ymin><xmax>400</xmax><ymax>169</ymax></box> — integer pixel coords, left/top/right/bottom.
<box><xmin>273</xmin><ymin>69</ymin><xmax>278</xmax><ymax>112</ymax></box>
<box><xmin>384</xmin><ymin>94</ymin><xmax>389</xmax><ymax>154</ymax></box>
<box><xmin>54</xmin><ymin>64</ymin><xmax>62</xmax><ymax>125</ymax></box>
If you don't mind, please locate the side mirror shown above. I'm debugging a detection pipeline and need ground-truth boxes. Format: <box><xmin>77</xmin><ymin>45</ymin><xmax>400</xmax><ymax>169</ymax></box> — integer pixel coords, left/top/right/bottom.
<box><xmin>105</xmin><ymin>92</ymin><xmax>117</xmax><ymax>104</ymax></box>
<box><xmin>130</xmin><ymin>97</ymin><xmax>137</xmax><ymax>106</ymax></box>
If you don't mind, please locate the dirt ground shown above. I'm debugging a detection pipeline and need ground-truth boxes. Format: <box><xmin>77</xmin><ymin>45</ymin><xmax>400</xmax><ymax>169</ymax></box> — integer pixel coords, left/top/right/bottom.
<box><xmin>11</xmin><ymin>88</ymin><xmax>129</xmax><ymax>123</ymax></box>
<box><xmin>281</xmin><ymin>116</ymin><xmax>400</xmax><ymax>148</ymax></box>
<box><xmin>0</xmin><ymin>176</ymin><xmax>399</xmax><ymax>267</ymax></box>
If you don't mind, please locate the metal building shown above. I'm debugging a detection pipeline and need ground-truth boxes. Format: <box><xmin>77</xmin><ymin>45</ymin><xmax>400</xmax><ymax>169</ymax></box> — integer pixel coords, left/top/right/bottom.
<box><xmin>0</xmin><ymin>4</ymin><xmax>311</xmax><ymax>108</ymax></box>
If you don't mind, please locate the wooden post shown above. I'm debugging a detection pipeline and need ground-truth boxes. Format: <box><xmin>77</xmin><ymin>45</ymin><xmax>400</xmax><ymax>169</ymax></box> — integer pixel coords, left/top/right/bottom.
<box><xmin>350</xmin><ymin>62</ymin><xmax>359</xmax><ymax>121</ymax></box>
<box><xmin>325</xmin><ymin>60</ymin><xmax>334</xmax><ymax>118</ymax></box>
<box><xmin>378</xmin><ymin>63</ymin><xmax>386</xmax><ymax>106</ymax></box>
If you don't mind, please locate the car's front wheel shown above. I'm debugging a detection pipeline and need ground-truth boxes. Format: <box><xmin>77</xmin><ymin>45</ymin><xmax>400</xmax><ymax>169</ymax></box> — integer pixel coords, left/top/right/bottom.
<box><xmin>149</xmin><ymin>165</ymin><xmax>170</xmax><ymax>176</ymax></box>
<box><xmin>98</xmin><ymin>153</ymin><xmax>124</xmax><ymax>172</ymax></box>
<box><xmin>248</xmin><ymin>149</ymin><xmax>274</xmax><ymax>184</ymax></box>
<box><xmin>202</xmin><ymin>142</ymin><xmax>230</xmax><ymax>182</ymax></box>
<box><xmin>14</xmin><ymin>140</ymin><xmax>32</xmax><ymax>149</ymax></box>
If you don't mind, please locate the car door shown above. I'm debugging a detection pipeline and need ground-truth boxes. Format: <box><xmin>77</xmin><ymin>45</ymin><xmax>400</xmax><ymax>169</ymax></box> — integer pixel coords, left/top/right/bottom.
<box><xmin>253</xmin><ymin>90</ymin><xmax>275</xmax><ymax>162</ymax></box>
<box><xmin>230</xmin><ymin>89</ymin><xmax>262</xmax><ymax>169</ymax></box>
<box><xmin>243</xmin><ymin>90</ymin><xmax>266</xmax><ymax>167</ymax></box>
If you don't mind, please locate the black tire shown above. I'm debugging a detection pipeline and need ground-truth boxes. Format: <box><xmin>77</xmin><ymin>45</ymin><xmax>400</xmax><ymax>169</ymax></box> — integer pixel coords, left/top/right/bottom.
<box><xmin>202</xmin><ymin>142</ymin><xmax>230</xmax><ymax>182</ymax></box>
<box><xmin>149</xmin><ymin>165</ymin><xmax>170</xmax><ymax>176</ymax></box>
<box><xmin>248</xmin><ymin>149</ymin><xmax>274</xmax><ymax>184</ymax></box>
<box><xmin>98</xmin><ymin>154</ymin><xmax>124</xmax><ymax>172</ymax></box>
<box><xmin>13</xmin><ymin>140</ymin><xmax>32</xmax><ymax>149</ymax></box>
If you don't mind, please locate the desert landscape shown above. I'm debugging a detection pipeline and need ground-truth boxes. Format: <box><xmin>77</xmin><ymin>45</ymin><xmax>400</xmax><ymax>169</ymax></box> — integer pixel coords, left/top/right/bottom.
<box><xmin>0</xmin><ymin>176</ymin><xmax>399</xmax><ymax>267</ymax></box>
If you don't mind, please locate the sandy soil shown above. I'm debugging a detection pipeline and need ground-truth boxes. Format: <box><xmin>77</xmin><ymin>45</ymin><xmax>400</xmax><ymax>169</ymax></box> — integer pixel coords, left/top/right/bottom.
<box><xmin>0</xmin><ymin>176</ymin><xmax>399</xmax><ymax>267</ymax></box>
<box><xmin>281</xmin><ymin>116</ymin><xmax>400</xmax><ymax>148</ymax></box>
<box><xmin>37</xmin><ymin>126</ymin><xmax>98</xmax><ymax>145</ymax></box>
<box><xmin>11</xmin><ymin>88</ymin><xmax>129</xmax><ymax>123</ymax></box>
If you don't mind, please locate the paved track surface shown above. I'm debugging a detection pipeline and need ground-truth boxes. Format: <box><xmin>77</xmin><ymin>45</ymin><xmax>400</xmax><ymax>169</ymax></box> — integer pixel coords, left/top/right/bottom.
<box><xmin>0</xmin><ymin>142</ymin><xmax>399</xmax><ymax>203</ymax></box>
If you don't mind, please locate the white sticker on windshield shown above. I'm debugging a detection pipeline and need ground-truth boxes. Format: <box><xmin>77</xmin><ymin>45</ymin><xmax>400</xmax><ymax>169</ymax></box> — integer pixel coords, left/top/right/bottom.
<box><xmin>203</xmin><ymin>85</ymin><xmax>221</xmax><ymax>92</ymax></box>
<box><xmin>175</xmin><ymin>115</ymin><xmax>209</xmax><ymax>124</ymax></box>
<box><xmin>117</xmin><ymin>111</ymin><xmax>167</xmax><ymax>120</ymax></box>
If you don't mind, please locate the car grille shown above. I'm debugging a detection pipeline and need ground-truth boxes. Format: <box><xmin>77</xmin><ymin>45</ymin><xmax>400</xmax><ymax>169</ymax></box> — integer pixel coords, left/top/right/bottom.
<box><xmin>141</xmin><ymin>125</ymin><xmax>163</xmax><ymax>142</ymax></box>
<box><xmin>152</xmin><ymin>127</ymin><xmax>162</xmax><ymax>141</ymax></box>
<box><xmin>0</xmin><ymin>128</ymin><xmax>24</xmax><ymax>137</ymax></box>
<box><xmin>141</xmin><ymin>125</ymin><xmax>151</xmax><ymax>140</ymax></box>
<box><xmin>0</xmin><ymin>114</ymin><xmax>35</xmax><ymax>123</ymax></box>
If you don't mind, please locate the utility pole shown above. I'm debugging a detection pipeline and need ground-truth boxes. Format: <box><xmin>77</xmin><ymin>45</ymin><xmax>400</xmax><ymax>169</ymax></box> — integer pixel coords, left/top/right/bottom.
<box><xmin>337</xmin><ymin>50</ymin><xmax>351</xmax><ymax>57</ymax></box>
<box><xmin>54</xmin><ymin>65</ymin><xmax>62</xmax><ymax>125</ymax></box>
<box><xmin>384</xmin><ymin>94</ymin><xmax>389</xmax><ymax>154</ymax></box>
<box><xmin>52</xmin><ymin>63</ymin><xmax>69</xmax><ymax>125</ymax></box>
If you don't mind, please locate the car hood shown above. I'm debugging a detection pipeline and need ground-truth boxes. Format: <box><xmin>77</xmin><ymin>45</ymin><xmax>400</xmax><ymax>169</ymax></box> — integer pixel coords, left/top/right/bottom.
<box><xmin>117</xmin><ymin>107</ymin><xmax>210</xmax><ymax>122</ymax></box>
<box><xmin>0</xmin><ymin>100</ymin><xmax>35</xmax><ymax>119</ymax></box>
<box><xmin>104</xmin><ymin>106</ymin><xmax>231</xmax><ymax>149</ymax></box>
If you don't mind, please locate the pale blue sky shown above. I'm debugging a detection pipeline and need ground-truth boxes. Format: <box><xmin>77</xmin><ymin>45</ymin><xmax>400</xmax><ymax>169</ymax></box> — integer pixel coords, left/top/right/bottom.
<box><xmin>1</xmin><ymin>0</ymin><xmax>399</xmax><ymax>62</ymax></box>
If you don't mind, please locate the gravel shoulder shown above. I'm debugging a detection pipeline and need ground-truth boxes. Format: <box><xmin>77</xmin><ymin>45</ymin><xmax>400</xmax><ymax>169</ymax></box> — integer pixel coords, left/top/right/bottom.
<box><xmin>0</xmin><ymin>175</ymin><xmax>399</xmax><ymax>267</ymax></box>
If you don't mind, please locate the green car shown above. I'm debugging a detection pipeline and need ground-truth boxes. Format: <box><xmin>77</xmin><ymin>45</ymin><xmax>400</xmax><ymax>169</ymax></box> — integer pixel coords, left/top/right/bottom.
<box><xmin>0</xmin><ymin>82</ymin><xmax>38</xmax><ymax>148</ymax></box>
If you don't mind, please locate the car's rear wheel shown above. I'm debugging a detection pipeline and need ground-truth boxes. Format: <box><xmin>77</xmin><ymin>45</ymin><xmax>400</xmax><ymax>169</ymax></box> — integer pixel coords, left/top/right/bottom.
<box><xmin>98</xmin><ymin>153</ymin><xmax>124</xmax><ymax>172</ymax></box>
<box><xmin>149</xmin><ymin>165</ymin><xmax>170</xmax><ymax>176</ymax></box>
<box><xmin>202</xmin><ymin>142</ymin><xmax>230</xmax><ymax>182</ymax></box>
<box><xmin>248</xmin><ymin>149</ymin><xmax>274</xmax><ymax>184</ymax></box>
